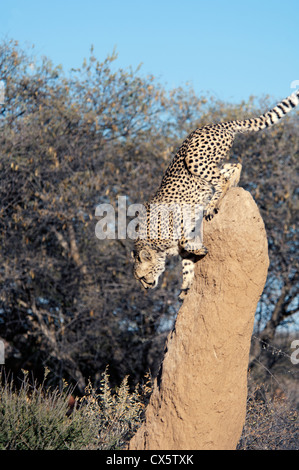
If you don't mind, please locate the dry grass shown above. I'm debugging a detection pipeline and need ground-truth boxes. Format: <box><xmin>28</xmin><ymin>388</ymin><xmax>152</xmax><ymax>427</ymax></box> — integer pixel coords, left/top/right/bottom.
<box><xmin>238</xmin><ymin>383</ymin><xmax>298</xmax><ymax>450</ymax></box>
<box><xmin>238</xmin><ymin>335</ymin><xmax>299</xmax><ymax>450</ymax></box>
<box><xmin>1</xmin><ymin>353</ymin><xmax>297</xmax><ymax>450</ymax></box>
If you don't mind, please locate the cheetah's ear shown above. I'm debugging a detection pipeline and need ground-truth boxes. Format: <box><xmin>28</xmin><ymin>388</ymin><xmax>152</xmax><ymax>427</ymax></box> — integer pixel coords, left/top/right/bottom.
<box><xmin>140</xmin><ymin>249</ymin><xmax>152</xmax><ymax>262</ymax></box>
<box><xmin>131</xmin><ymin>250</ymin><xmax>135</xmax><ymax>259</ymax></box>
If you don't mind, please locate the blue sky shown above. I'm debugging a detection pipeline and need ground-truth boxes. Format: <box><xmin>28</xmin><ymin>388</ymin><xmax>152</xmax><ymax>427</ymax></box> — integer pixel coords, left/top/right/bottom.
<box><xmin>1</xmin><ymin>0</ymin><xmax>299</xmax><ymax>102</ymax></box>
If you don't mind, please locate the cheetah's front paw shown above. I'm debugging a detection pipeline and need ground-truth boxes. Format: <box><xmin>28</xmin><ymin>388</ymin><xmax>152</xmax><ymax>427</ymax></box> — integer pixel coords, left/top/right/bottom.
<box><xmin>204</xmin><ymin>206</ymin><xmax>218</xmax><ymax>221</ymax></box>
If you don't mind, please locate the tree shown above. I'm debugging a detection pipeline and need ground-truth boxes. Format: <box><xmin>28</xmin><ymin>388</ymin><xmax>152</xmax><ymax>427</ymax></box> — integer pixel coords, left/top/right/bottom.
<box><xmin>0</xmin><ymin>39</ymin><xmax>298</xmax><ymax>390</ymax></box>
<box><xmin>0</xmin><ymin>40</ymin><xmax>192</xmax><ymax>390</ymax></box>
<box><xmin>233</xmin><ymin>109</ymin><xmax>299</xmax><ymax>368</ymax></box>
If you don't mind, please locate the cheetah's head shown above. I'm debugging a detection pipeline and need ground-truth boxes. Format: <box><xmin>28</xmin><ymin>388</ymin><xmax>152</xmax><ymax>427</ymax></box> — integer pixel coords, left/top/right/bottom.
<box><xmin>132</xmin><ymin>246</ymin><xmax>166</xmax><ymax>290</ymax></box>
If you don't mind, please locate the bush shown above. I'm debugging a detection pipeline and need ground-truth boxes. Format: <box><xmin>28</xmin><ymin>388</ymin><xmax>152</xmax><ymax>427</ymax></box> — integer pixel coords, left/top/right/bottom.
<box><xmin>0</xmin><ymin>368</ymin><xmax>151</xmax><ymax>450</ymax></box>
<box><xmin>238</xmin><ymin>384</ymin><xmax>298</xmax><ymax>450</ymax></box>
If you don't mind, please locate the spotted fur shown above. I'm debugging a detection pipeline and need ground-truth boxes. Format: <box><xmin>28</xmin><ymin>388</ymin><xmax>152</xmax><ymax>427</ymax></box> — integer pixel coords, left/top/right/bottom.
<box><xmin>132</xmin><ymin>91</ymin><xmax>299</xmax><ymax>298</ymax></box>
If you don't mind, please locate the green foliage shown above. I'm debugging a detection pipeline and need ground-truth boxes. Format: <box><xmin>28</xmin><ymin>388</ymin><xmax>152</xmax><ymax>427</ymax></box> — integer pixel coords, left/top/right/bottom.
<box><xmin>0</xmin><ymin>368</ymin><xmax>151</xmax><ymax>450</ymax></box>
<box><xmin>0</xmin><ymin>370</ymin><xmax>98</xmax><ymax>450</ymax></box>
<box><xmin>92</xmin><ymin>367</ymin><xmax>152</xmax><ymax>449</ymax></box>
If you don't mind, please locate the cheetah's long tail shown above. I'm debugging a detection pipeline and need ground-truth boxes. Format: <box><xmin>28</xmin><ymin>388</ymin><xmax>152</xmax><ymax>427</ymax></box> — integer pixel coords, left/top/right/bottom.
<box><xmin>232</xmin><ymin>90</ymin><xmax>299</xmax><ymax>133</ymax></box>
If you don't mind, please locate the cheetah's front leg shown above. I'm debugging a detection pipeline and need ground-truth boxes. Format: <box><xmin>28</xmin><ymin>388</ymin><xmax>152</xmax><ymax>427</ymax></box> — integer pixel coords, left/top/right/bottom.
<box><xmin>179</xmin><ymin>258</ymin><xmax>195</xmax><ymax>300</ymax></box>
<box><xmin>178</xmin><ymin>245</ymin><xmax>208</xmax><ymax>300</ymax></box>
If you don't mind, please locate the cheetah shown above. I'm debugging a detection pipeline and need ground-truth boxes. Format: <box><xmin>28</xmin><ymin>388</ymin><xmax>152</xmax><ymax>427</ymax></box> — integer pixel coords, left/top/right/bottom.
<box><xmin>132</xmin><ymin>90</ymin><xmax>299</xmax><ymax>299</ymax></box>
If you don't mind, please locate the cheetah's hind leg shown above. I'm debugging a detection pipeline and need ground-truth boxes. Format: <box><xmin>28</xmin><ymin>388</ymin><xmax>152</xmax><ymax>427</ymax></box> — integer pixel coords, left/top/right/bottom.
<box><xmin>204</xmin><ymin>163</ymin><xmax>242</xmax><ymax>221</ymax></box>
<box><xmin>220</xmin><ymin>162</ymin><xmax>242</xmax><ymax>188</ymax></box>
